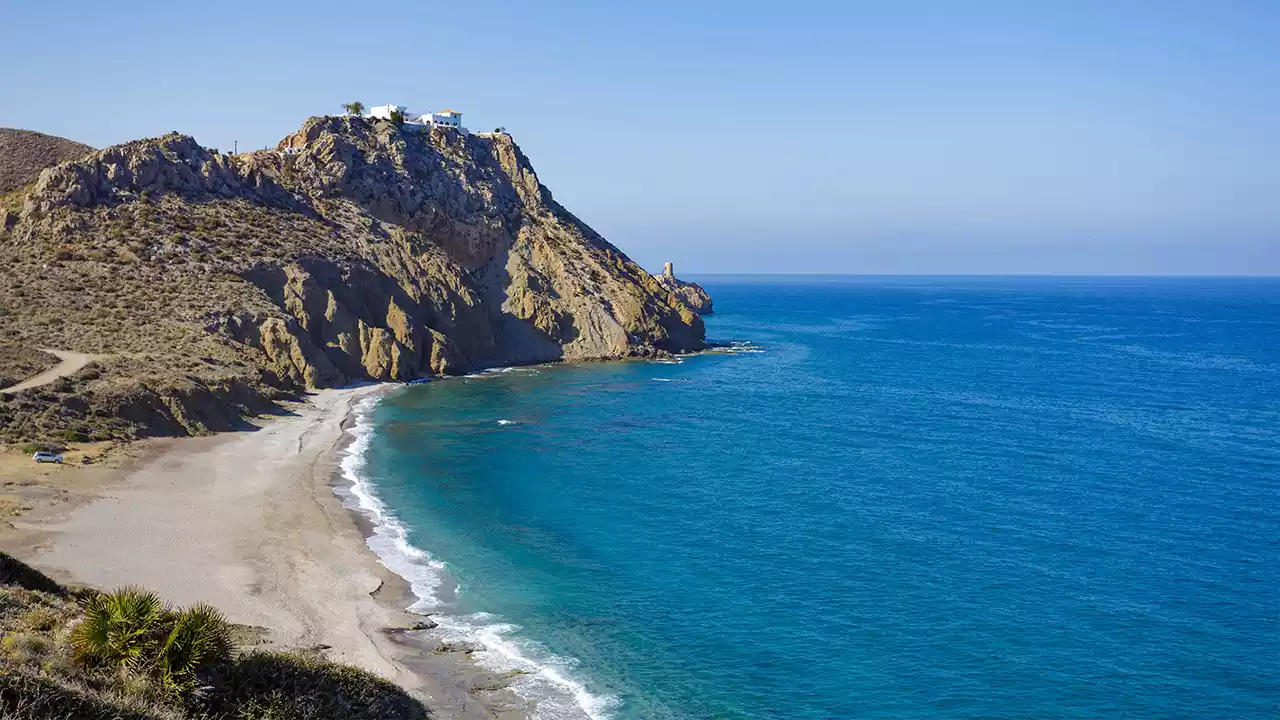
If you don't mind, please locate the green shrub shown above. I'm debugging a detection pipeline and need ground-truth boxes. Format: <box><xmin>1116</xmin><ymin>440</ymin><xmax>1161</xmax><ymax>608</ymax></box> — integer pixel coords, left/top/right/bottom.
<box><xmin>19</xmin><ymin>604</ymin><xmax>61</xmax><ymax>632</ymax></box>
<box><xmin>155</xmin><ymin>604</ymin><xmax>232</xmax><ymax>692</ymax></box>
<box><xmin>0</xmin><ymin>573</ymin><xmax>428</xmax><ymax>718</ymax></box>
<box><xmin>67</xmin><ymin>588</ymin><xmax>238</xmax><ymax>700</ymax></box>
<box><xmin>56</xmin><ymin>429</ymin><xmax>84</xmax><ymax>443</ymax></box>
<box><xmin>1</xmin><ymin>632</ymin><xmax>51</xmax><ymax>664</ymax></box>
<box><xmin>71</xmin><ymin>587</ymin><xmax>168</xmax><ymax>670</ymax></box>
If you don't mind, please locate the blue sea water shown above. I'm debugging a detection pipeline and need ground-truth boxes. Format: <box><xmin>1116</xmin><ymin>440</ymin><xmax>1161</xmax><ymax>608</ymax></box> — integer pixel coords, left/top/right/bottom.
<box><xmin>343</xmin><ymin>277</ymin><xmax>1279</xmax><ymax>719</ymax></box>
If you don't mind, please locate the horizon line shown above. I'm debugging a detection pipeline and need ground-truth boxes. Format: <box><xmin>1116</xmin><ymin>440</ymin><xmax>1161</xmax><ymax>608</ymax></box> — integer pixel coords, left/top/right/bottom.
<box><xmin>677</xmin><ymin>272</ymin><xmax>1280</xmax><ymax>279</ymax></box>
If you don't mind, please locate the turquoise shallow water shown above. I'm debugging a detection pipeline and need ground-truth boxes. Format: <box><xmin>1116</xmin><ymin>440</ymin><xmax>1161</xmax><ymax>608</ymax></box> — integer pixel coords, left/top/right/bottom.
<box><xmin>346</xmin><ymin>277</ymin><xmax>1278</xmax><ymax>719</ymax></box>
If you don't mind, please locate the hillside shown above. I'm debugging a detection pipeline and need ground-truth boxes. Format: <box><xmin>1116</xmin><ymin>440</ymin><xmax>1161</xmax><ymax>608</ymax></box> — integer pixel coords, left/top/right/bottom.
<box><xmin>0</xmin><ymin>129</ymin><xmax>93</xmax><ymax>194</ymax></box>
<box><xmin>0</xmin><ymin>117</ymin><xmax>709</xmax><ymax>441</ymax></box>
<box><xmin>0</xmin><ymin>347</ymin><xmax>58</xmax><ymax>392</ymax></box>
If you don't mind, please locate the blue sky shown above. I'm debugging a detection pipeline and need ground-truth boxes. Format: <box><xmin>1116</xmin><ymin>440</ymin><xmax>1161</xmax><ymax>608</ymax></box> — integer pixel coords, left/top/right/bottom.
<box><xmin>2</xmin><ymin>0</ymin><xmax>1276</xmax><ymax>274</ymax></box>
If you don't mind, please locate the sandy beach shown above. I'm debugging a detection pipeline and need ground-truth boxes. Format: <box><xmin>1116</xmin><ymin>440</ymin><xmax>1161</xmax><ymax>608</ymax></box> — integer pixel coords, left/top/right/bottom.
<box><xmin>0</xmin><ymin>386</ymin><xmax>527</xmax><ymax>720</ymax></box>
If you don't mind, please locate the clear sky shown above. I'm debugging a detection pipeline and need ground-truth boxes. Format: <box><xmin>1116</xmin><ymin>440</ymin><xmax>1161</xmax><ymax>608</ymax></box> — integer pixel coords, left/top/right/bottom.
<box><xmin>2</xmin><ymin>0</ymin><xmax>1277</xmax><ymax>274</ymax></box>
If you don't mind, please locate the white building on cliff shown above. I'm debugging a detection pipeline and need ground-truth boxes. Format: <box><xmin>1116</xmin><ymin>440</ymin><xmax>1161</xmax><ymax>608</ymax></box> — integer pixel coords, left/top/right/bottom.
<box><xmin>366</xmin><ymin>104</ymin><xmax>466</xmax><ymax>133</ymax></box>
<box><xmin>367</xmin><ymin>104</ymin><xmax>406</xmax><ymax>121</ymax></box>
<box><xmin>421</xmin><ymin>109</ymin><xmax>463</xmax><ymax>129</ymax></box>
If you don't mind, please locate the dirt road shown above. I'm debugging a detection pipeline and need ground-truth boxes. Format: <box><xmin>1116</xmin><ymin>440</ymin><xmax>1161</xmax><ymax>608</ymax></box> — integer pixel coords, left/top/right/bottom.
<box><xmin>0</xmin><ymin>349</ymin><xmax>101</xmax><ymax>394</ymax></box>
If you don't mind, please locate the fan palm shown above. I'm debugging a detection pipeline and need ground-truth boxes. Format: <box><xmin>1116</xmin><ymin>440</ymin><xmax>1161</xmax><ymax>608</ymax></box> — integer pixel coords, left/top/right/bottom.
<box><xmin>70</xmin><ymin>587</ymin><xmax>169</xmax><ymax>670</ymax></box>
<box><xmin>156</xmin><ymin>603</ymin><xmax>233</xmax><ymax>691</ymax></box>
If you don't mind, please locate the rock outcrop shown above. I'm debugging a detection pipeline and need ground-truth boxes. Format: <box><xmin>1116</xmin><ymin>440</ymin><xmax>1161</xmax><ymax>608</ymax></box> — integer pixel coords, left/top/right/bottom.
<box><xmin>653</xmin><ymin>262</ymin><xmax>713</xmax><ymax>315</ymax></box>
<box><xmin>0</xmin><ymin>118</ymin><xmax>709</xmax><ymax>440</ymax></box>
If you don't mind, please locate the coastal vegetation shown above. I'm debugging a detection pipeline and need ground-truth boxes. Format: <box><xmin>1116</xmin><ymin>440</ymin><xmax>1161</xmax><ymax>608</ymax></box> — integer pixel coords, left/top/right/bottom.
<box><xmin>0</xmin><ymin>552</ymin><xmax>430</xmax><ymax>719</ymax></box>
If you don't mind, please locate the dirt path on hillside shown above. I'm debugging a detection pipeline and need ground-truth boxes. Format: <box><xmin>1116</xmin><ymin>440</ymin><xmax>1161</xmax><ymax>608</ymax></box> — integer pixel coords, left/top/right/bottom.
<box><xmin>0</xmin><ymin>349</ymin><xmax>102</xmax><ymax>395</ymax></box>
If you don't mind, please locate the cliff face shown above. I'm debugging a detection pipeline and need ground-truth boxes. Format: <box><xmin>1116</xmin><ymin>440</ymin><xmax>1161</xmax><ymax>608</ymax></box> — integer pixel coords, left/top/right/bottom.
<box><xmin>0</xmin><ymin>118</ymin><xmax>707</xmax><ymax>440</ymax></box>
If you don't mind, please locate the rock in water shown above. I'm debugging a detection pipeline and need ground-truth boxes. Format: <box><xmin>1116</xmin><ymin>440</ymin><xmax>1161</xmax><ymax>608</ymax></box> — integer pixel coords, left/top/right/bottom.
<box><xmin>0</xmin><ymin>117</ymin><xmax>709</xmax><ymax>439</ymax></box>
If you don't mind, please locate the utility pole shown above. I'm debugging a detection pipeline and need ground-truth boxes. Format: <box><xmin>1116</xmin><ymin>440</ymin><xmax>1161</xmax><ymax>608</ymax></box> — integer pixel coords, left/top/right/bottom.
<box><xmin>233</xmin><ymin>140</ymin><xmax>238</xmax><ymax>154</ymax></box>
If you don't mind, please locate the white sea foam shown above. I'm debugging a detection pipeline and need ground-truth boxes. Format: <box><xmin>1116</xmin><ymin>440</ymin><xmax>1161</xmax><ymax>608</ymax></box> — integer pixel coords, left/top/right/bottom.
<box><xmin>497</xmin><ymin>419</ymin><xmax>515</xmax><ymax>425</ymax></box>
<box><xmin>709</xmin><ymin>341</ymin><xmax>764</xmax><ymax>355</ymax></box>
<box><xmin>338</xmin><ymin>398</ymin><xmax>447</xmax><ymax>609</ymax></box>
<box><xmin>464</xmin><ymin>365</ymin><xmax>528</xmax><ymax>379</ymax></box>
<box><xmin>337</xmin><ymin>396</ymin><xmax>615</xmax><ymax>720</ymax></box>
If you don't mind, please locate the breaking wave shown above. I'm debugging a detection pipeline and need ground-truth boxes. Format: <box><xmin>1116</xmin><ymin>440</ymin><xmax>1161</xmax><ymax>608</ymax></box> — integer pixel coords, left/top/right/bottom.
<box><xmin>336</xmin><ymin>395</ymin><xmax>617</xmax><ymax>720</ymax></box>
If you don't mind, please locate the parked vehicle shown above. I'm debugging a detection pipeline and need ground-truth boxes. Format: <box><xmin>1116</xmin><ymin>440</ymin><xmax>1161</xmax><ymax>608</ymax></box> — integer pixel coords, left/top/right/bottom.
<box><xmin>32</xmin><ymin>451</ymin><xmax>63</xmax><ymax>464</ymax></box>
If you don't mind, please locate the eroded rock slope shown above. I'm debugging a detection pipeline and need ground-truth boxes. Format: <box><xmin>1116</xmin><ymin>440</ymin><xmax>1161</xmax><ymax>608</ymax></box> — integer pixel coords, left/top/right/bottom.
<box><xmin>0</xmin><ymin>117</ymin><xmax>707</xmax><ymax>440</ymax></box>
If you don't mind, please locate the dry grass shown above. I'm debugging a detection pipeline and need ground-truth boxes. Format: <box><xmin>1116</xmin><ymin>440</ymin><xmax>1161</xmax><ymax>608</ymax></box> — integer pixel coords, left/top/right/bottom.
<box><xmin>0</xmin><ymin>194</ymin><xmax>346</xmax><ymax>443</ymax></box>
<box><xmin>0</xmin><ymin>129</ymin><xmax>93</xmax><ymax>194</ymax></box>
<box><xmin>0</xmin><ymin>552</ymin><xmax>431</xmax><ymax>720</ymax></box>
<box><xmin>0</xmin><ymin>347</ymin><xmax>57</xmax><ymax>391</ymax></box>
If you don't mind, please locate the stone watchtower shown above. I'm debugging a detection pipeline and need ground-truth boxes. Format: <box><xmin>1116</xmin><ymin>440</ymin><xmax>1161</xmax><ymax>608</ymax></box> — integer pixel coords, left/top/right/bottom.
<box><xmin>663</xmin><ymin>261</ymin><xmax>674</xmax><ymax>278</ymax></box>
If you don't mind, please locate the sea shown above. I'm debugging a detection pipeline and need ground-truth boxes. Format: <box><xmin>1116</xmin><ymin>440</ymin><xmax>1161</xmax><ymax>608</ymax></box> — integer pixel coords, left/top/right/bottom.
<box><xmin>339</xmin><ymin>276</ymin><xmax>1278</xmax><ymax>720</ymax></box>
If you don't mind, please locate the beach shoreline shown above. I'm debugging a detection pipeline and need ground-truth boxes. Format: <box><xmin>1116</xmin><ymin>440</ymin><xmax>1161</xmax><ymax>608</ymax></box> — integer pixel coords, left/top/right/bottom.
<box><xmin>0</xmin><ymin>385</ymin><xmax>528</xmax><ymax>720</ymax></box>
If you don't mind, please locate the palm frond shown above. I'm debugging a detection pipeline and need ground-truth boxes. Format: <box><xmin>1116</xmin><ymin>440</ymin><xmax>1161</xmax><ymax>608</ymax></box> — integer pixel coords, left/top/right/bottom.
<box><xmin>70</xmin><ymin>586</ymin><xmax>168</xmax><ymax>670</ymax></box>
<box><xmin>156</xmin><ymin>603</ymin><xmax>233</xmax><ymax>691</ymax></box>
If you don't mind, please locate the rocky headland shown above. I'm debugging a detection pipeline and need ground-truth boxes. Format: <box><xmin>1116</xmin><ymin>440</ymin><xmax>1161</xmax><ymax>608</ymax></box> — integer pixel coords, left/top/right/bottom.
<box><xmin>653</xmin><ymin>263</ymin><xmax>713</xmax><ymax>315</ymax></box>
<box><xmin>0</xmin><ymin>117</ymin><xmax>711</xmax><ymax>442</ymax></box>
